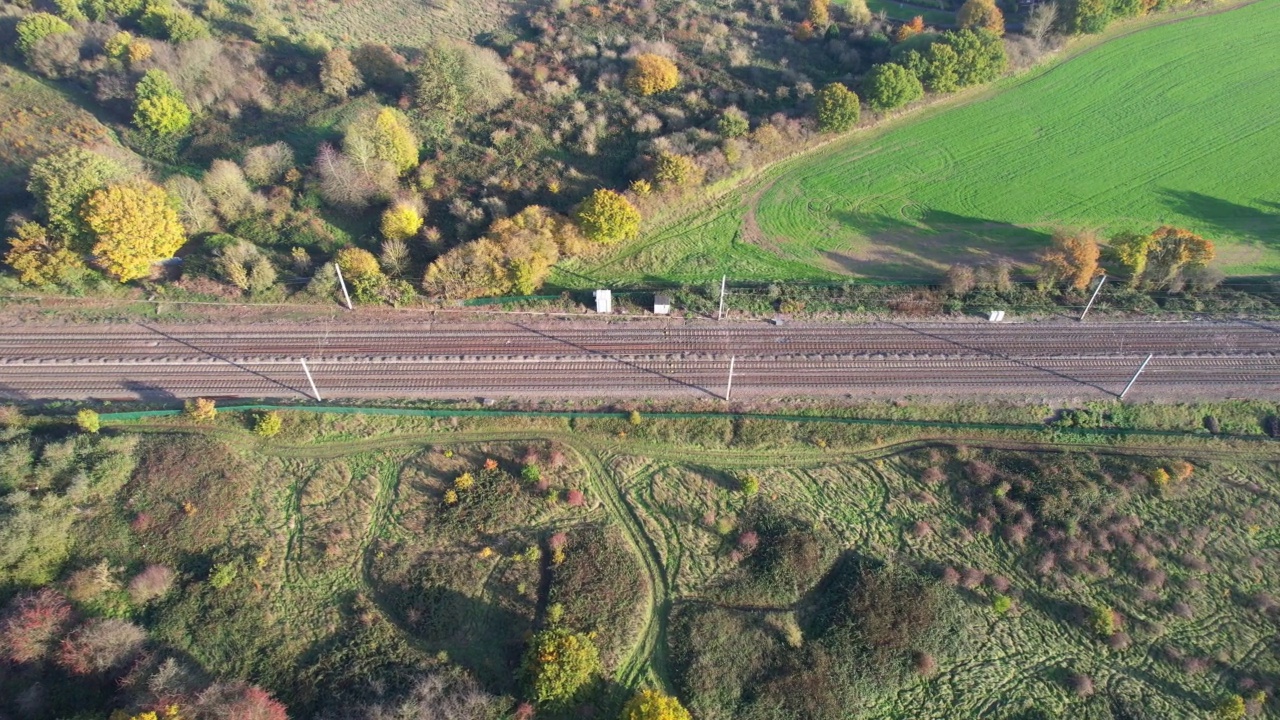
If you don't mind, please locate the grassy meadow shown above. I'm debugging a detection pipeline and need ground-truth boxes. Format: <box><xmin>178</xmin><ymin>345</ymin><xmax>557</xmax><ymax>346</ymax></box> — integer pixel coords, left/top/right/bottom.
<box><xmin>569</xmin><ymin>0</ymin><xmax>1280</xmax><ymax>286</ymax></box>
<box><xmin>3</xmin><ymin>402</ymin><xmax>1279</xmax><ymax>717</ymax></box>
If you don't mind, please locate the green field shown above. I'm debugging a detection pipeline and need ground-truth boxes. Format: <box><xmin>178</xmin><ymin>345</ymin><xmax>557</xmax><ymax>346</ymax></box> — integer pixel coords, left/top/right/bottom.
<box><xmin>568</xmin><ymin>0</ymin><xmax>1280</xmax><ymax>286</ymax></box>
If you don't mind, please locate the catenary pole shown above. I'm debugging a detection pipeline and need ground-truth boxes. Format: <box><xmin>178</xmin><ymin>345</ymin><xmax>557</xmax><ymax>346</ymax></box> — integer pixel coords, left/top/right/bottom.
<box><xmin>300</xmin><ymin>358</ymin><xmax>322</xmax><ymax>402</ymax></box>
<box><xmin>1119</xmin><ymin>353</ymin><xmax>1153</xmax><ymax>400</ymax></box>
<box><xmin>724</xmin><ymin>355</ymin><xmax>736</xmax><ymax>402</ymax></box>
<box><xmin>334</xmin><ymin>262</ymin><xmax>353</xmax><ymax>311</ymax></box>
<box><xmin>717</xmin><ymin>275</ymin><xmax>727</xmax><ymax>320</ymax></box>
<box><xmin>1080</xmin><ymin>274</ymin><xmax>1107</xmax><ymax>321</ymax></box>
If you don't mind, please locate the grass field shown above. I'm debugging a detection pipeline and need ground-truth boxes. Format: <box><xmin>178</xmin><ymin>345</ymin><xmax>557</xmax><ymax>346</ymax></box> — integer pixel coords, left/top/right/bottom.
<box><xmin>4</xmin><ymin>401</ymin><xmax>1279</xmax><ymax>717</ymax></box>
<box><xmin>567</xmin><ymin>0</ymin><xmax>1280</xmax><ymax>286</ymax></box>
<box><xmin>865</xmin><ymin>0</ymin><xmax>957</xmax><ymax>26</ymax></box>
<box><xmin>0</xmin><ymin>63</ymin><xmax>121</xmax><ymax>197</ymax></box>
<box><xmin>273</xmin><ymin>0</ymin><xmax>512</xmax><ymax>49</ymax></box>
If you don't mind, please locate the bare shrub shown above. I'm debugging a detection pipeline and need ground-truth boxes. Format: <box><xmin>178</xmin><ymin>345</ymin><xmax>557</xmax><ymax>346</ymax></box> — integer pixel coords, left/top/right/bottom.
<box><xmin>164</xmin><ymin>175</ymin><xmax>216</xmax><ymax>234</ymax></box>
<box><xmin>143</xmin><ymin>38</ymin><xmax>271</xmax><ymax>117</ymax></box>
<box><xmin>241</xmin><ymin>142</ymin><xmax>295</xmax><ymax>186</ymax></box>
<box><xmin>58</xmin><ymin>618</ymin><xmax>147</xmax><ymax>675</ymax></box>
<box><xmin>335</xmin><ymin>670</ymin><xmax>504</xmax><ymax>720</ymax></box>
<box><xmin>939</xmin><ymin>567</ymin><xmax>960</xmax><ymax>586</ymax></box>
<box><xmin>1107</xmin><ymin>631</ymin><xmax>1131</xmax><ymax>651</ymax></box>
<box><xmin>920</xmin><ymin>466</ymin><xmax>944</xmax><ymax>485</ymax></box>
<box><xmin>738</xmin><ymin>530</ymin><xmax>760</xmax><ymax>552</ymax></box>
<box><xmin>1069</xmin><ymin>672</ymin><xmax>1094</xmax><ymax>697</ymax></box>
<box><xmin>128</xmin><ymin>565</ymin><xmax>176</xmax><ymax>604</ymax></box>
<box><xmin>202</xmin><ymin>159</ymin><xmax>258</xmax><ymax>223</ymax></box>
<box><xmin>959</xmin><ymin>567</ymin><xmax>985</xmax><ymax>589</ymax></box>
<box><xmin>912</xmin><ymin>651</ymin><xmax>936</xmax><ymax>676</ymax></box>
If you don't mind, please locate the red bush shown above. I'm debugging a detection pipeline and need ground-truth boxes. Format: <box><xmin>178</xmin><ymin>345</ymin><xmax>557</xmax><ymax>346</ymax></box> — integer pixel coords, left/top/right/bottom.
<box><xmin>58</xmin><ymin>618</ymin><xmax>146</xmax><ymax>675</ymax></box>
<box><xmin>198</xmin><ymin>682</ymin><xmax>288</xmax><ymax>720</ymax></box>
<box><xmin>737</xmin><ymin>530</ymin><xmax>759</xmax><ymax>553</ymax></box>
<box><xmin>566</xmin><ymin>489</ymin><xmax>585</xmax><ymax>507</ymax></box>
<box><xmin>1</xmin><ymin>588</ymin><xmax>77</xmax><ymax>664</ymax></box>
<box><xmin>548</xmin><ymin>532</ymin><xmax>568</xmax><ymax>550</ymax></box>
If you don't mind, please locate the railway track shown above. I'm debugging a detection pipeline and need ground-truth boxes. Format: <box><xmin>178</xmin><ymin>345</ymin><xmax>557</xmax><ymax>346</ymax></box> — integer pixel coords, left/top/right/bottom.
<box><xmin>1</xmin><ymin>319</ymin><xmax>1277</xmax><ymax>401</ymax></box>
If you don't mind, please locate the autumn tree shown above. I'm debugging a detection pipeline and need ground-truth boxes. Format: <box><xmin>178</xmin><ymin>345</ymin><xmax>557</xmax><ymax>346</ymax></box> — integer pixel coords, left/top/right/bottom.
<box><xmin>1037</xmin><ymin>230</ymin><xmax>1100</xmax><ymax>291</ymax></box>
<box><xmin>576</xmin><ymin>188</ymin><xmax>641</xmax><ymax>245</ymax></box>
<box><xmin>522</xmin><ymin>627</ymin><xmax>601</xmax><ymax>707</ymax></box>
<box><xmin>319</xmin><ymin>47</ymin><xmax>363</xmax><ymax>98</ymax></box>
<box><xmin>814</xmin><ymin>82</ymin><xmax>861</xmax><ymax>132</ymax></box>
<box><xmin>808</xmin><ymin>0</ymin><xmax>831</xmax><ymax>26</ymax></box>
<box><xmin>423</xmin><ymin>206</ymin><xmax>585</xmax><ymax>298</ymax></box>
<box><xmin>28</xmin><ymin>148</ymin><xmax>128</xmax><ymax>246</ymax></box>
<box><xmin>894</xmin><ymin>15</ymin><xmax>925</xmax><ymax>42</ymax></box>
<box><xmin>652</xmin><ymin>151</ymin><xmax>701</xmax><ymax>189</ymax></box>
<box><xmin>17</xmin><ymin>13</ymin><xmax>74</xmax><ymax>60</ymax></box>
<box><xmin>254</xmin><ymin>411</ymin><xmax>282</xmax><ymax>438</ymax></box>
<box><xmin>82</xmin><ymin>182</ymin><xmax>187</xmax><ymax>282</ymax></box>
<box><xmin>622</xmin><ymin>690</ymin><xmax>693</xmax><ymax>720</ymax></box>
<box><xmin>186</xmin><ymin>397</ymin><xmax>216</xmax><ymax>421</ymax></box>
<box><xmin>846</xmin><ymin>0</ymin><xmax>873</xmax><ymax>25</ymax></box>
<box><xmin>626</xmin><ymin>54</ymin><xmax>679</xmax><ymax>96</ymax></box>
<box><xmin>1144</xmin><ymin>226</ymin><xmax>1215</xmax><ymax>288</ymax></box>
<box><xmin>957</xmin><ymin>0</ymin><xmax>1005</xmax><ymax>35</ymax></box>
<box><xmin>381</xmin><ymin>200</ymin><xmax>424</xmax><ymax>241</ymax></box>
<box><xmin>864</xmin><ymin>63</ymin><xmax>924</xmax><ymax>111</ymax></box>
<box><xmin>4</xmin><ymin>222</ymin><xmax>83</xmax><ymax>286</ymax></box>
<box><xmin>351</xmin><ymin>43</ymin><xmax>407</xmax><ymax>91</ymax></box>
<box><xmin>345</xmin><ymin>107</ymin><xmax>419</xmax><ymax>175</ymax></box>
<box><xmin>0</xmin><ymin>589</ymin><xmax>77</xmax><ymax>664</ymax></box>
<box><xmin>337</xmin><ymin>247</ymin><xmax>383</xmax><ymax>281</ymax></box>
<box><xmin>1113</xmin><ymin>226</ymin><xmax>1214</xmax><ymax>288</ymax></box>
<box><xmin>133</xmin><ymin>69</ymin><xmax>192</xmax><ymax>136</ymax></box>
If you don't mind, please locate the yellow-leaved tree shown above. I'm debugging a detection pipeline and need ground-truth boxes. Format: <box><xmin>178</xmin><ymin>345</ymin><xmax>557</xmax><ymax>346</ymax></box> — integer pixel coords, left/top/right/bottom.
<box><xmin>575</xmin><ymin>188</ymin><xmax>641</xmax><ymax>245</ymax></box>
<box><xmin>4</xmin><ymin>221</ymin><xmax>84</xmax><ymax>286</ymax></box>
<box><xmin>423</xmin><ymin>205</ymin><xmax>585</xmax><ymax>298</ymax></box>
<box><xmin>621</xmin><ymin>690</ymin><xmax>693</xmax><ymax>720</ymax></box>
<box><xmin>380</xmin><ymin>201</ymin><xmax>424</xmax><ymax>241</ymax></box>
<box><xmin>82</xmin><ymin>182</ymin><xmax>186</xmax><ymax>282</ymax></box>
<box><xmin>345</xmin><ymin>107</ymin><xmax>419</xmax><ymax>175</ymax></box>
<box><xmin>626</xmin><ymin>54</ymin><xmax>679</xmax><ymax>96</ymax></box>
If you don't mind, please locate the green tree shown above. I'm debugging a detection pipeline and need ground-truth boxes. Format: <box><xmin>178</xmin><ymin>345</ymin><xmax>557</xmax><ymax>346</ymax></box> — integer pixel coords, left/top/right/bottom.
<box><xmin>17</xmin><ymin>13</ymin><xmax>74</xmax><ymax>60</ymax></box>
<box><xmin>82</xmin><ymin>182</ymin><xmax>187</xmax><ymax>282</ymax></box>
<box><xmin>422</xmin><ymin>206</ymin><xmax>583</xmax><ymax>298</ymax></box>
<box><xmin>254</xmin><ymin>411</ymin><xmax>282</xmax><ymax>438</ymax></box>
<box><xmin>344</xmin><ymin>107</ymin><xmax>419</xmax><ymax>175</ymax></box>
<box><xmin>76</xmin><ymin>409</ymin><xmax>101</xmax><ymax>434</ymax></box>
<box><xmin>739</xmin><ymin>474</ymin><xmax>760</xmax><ymax>495</ymax></box>
<box><xmin>941</xmin><ymin>29</ymin><xmax>1008</xmax><ymax>87</ymax></box>
<box><xmin>412</xmin><ymin>42</ymin><xmax>513</xmax><ymax>119</ymax></box>
<box><xmin>717</xmin><ymin>108</ymin><xmax>750</xmax><ymax>139</ymax></box>
<box><xmin>139</xmin><ymin>0</ymin><xmax>209</xmax><ymax>41</ymax></box>
<box><xmin>4</xmin><ymin>222</ymin><xmax>84</xmax><ymax>287</ymax></box>
<box><xmin>1088</xmin><ymin>603</ymin><xmax>1116</xmax><ymax>637</ymax></box>
<box><xmin>576</xmin><ymin>189</ymin><xmax>641</xmax><ymax>245</ymax></box>
<box><xmin>863</xmin><ymin>63</ymin><xmax>924</xmax><ymax>111</ymax></box>
<box><xmin>133</xmin><ymin>69</ymin><xmax>192</xmax><ymax>136</ymax></box>
<box><xmin>521</xmin><ymin>627</ymin><xmax>601</xmax><ymax>707</ymax></box>
<box><xmin>1065</xmin><ymin>0</ymin><xmax>1112</xmax><ymax>33</ymax></box>
<box><xmin>904</xmin><ymin>42</ymin><xmax>961</xmax><ymax>93</ymax></box>
<box><xmin>1215</xmin><ymin>695</ymin><xmax>1246</xmax><ymax>720</ymax></box>
<box><xmin>622</xmin><ymin>690</ymin><xmax>693</xmax><ymax>720</ymax></box>
<box><xmin>28</xmin><ymin>148</ymin><xmax>128</xmax><ymax>246</ymax></box>
<box><xmin>814</xmin><ymin>82</ymin><xmax>861</xmax><ymax>132</ymax></box>
<box><xmin>653</xmin><ymin>152</ymin><xmax>701</xmax><ymax>189</ymax></box>
<box><xmin>319</xmin><ymin>48</ymin><xmax>363</xmax><ymax>99</ymax></box>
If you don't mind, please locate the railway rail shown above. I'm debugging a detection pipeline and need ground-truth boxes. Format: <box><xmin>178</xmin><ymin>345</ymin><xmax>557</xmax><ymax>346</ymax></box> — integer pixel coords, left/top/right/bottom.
<box><xmin>1</xmin><ymin>319</ymin><xmax>1277</xmax><ymax>401</ymax></box>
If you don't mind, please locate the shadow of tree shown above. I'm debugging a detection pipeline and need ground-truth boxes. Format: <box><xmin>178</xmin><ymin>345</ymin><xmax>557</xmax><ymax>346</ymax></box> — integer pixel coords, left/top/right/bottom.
<box><xmin>821</xmin><ymin>207</ymin><xmax>1054</xmax><ymax>279</ymax></box>
<box><xmin>1158</xmin><ymin>190</ymin><xmax>1280</xmax><ymax>246</ymax></box>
